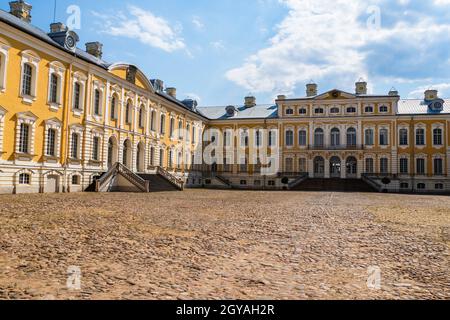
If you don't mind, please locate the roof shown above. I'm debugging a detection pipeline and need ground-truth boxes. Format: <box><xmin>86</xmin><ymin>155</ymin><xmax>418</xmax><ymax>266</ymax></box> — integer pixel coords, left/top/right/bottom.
<box><xmin>197</xmin><ymin>104</ymin><xmax>278</xmax><ymax>120</ymax></box>
<box><xmin>398</xmin><ymin>99</ymin><xmax>450</xmax><ymax>115</ymax></box>
<box><xmin>0</xmin><ymin>9</ymin><xmax>207</xmax><ymax>119</ymax></box>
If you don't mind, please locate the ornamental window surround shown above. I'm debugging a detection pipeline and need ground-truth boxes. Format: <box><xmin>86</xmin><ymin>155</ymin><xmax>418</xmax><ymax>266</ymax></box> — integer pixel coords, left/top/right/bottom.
<box><xmin>44</xmin><ymin>118</ymin><xmax>62</xmax><ymax>159</ymax></box>
<box><xmin>92</xmin><ymin>81</ymin><xmax>105</xmax><ymax>117</ymax></box>
<box><xmin>399</xmin><ymin>128</ymin><xmax>408</xmax><ymax>146</ymax></box>
<box><xmin>0</xmin><ymin>106</ymin><xmax>6</xmax><ymax>153</ymax></box>
<box><xmin>285</xmin><ymin>129</ymin><xmax>294</xmax><ymax>147</ymax></box>
<box><xmin>20</xmin><ymin>50</ymin><xmax>40</xmax><ymax>104</ymax></box>
<box><xmin>110</xmin><ymin>93</ymin><xmax>120</xmax><ymax>120</ymax></box>
<box><xmin>433</xmin><ymin>127</ymin><xmax>443</xmax><ymax>146</ymax></box>
<box><xmin>72</xmin><ymin>72</ymin><xmax>87</xmax><ymax>113</ymax></box>
<box><xmin>69</xmin><ymin>125</ymin><xmax>84</xmax><ymax>160</ymax></box>
<box><xmin>365</xmin><ymin>128</ymin><xmax>374</xmax><ymax>146</ymax></box>
<box><xmin>0</xmin><ymin>42</ymin><xmax>10</xmax><ymax>92</ymax></box>
<box><xmin>15</xmin><ymin>112</ymin><xmax>37</xmax><ymax>156</ymax></box>
<box><xmin>47</xmin><ymin>61</ymin><xmax>65</xmax><ymax>110</ymax></box>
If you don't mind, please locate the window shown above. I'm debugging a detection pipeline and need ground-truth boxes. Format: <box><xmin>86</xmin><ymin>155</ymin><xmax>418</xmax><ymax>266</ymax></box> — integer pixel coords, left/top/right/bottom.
<box><xmin>92</xmin><ymin>136</ymin><xmax>100</xmax><ymax>161</ymax></box>
<box><xmin>330</xmin><ymin>128</ymin><xmax>340</xmax><ymax>146</ymax></box>
<box><xmin>365</xmin><ymin>106</ymin><xmax>374</xmax><ymax>113</ymax></box>
<box><xmin>285</xmin><ymin>158</ymin><xmax>293</xmax><ymax>172</ymax></box>
<box><xmin>71</xmin><ymin>133</ymin><xmax>79</xmax><ymax>159</ymax></box>
<box><xmin>241</xmin><ymin>130</ymin><xmax>249</xmax><ymax>147</ymax></box>
<box><xmin>150</xmin><ymin>111</ymin><xmax>156</xmax><ymax>131</ymax></box>
<box><xmin>49</xmin><ymin>73</ymin><xmax>58</xmax><ymax>103</ymax></box>
<box><xmin>286</xmin><ymin>108</ymin><xmax>294</xmax><ymax>115</ymax></box>
<box><xmin>268</xmin><ymin>180</ymin><xmax>275</xmax><ymax>186</ymax></box>
<box><xmin>400</xmin><ymin>158</ymin><xmax>409</xmax><ymax>175</ymax></box>
<box><xmin>433</xmin><ymin>128</ymin><xmax>443</xmax><ymax>146</ymax></box>
<box><xmin>416</xmin><ymin>158</ymin><xmax>426</xmax><ymax>175</ymax></box>
<box><xmin>416</xmin><ymin>129</ymin><xmax>425</xmax><ymax>146</ymax></box>
<box><xmin>268</xmin><ymin>130</ymin><xmax>276</xmax><ymax>147</ymax></box>
<box><xmin>94</xmin><ymin>89</ymin><xmax>101</xmax><ymax>116</ymax></box>
<box><xmin>178</xmin><ymin>121</ymin><xmax>183</xmax><ymax>139</ymax></box>
<box><xmin>73</xmin><ymin>82</ymin><xmax>81</xmax><ymax>110</ymax></box>
<box><xmin>347</xmin><ymin>128</ymin><xmax>357</xmax><ymax>147</ymax></box>
<box><xmin>0</xmin><ymin>50</ymin><xmax>7</xmax><ymax>90</ymax></box>
<box><xmin>224</xmin><ymin>130</ymin><xmax>230</xmax><ymax>146</ymax></box>
<box><xmin>298</xmin><ymin>130</ymin><xmax>307</xmax><ymax>146</ymax></box>
<box><xmin>379</xmin><ymin>129</ymin><xmax>388</xmax><ymax>146</ymax></box>
<box><xmin>400</xmin><ymin>183</ymin><xmax>409</xmax><ymax>189</ymax></box>
<box><xmin>399</xmin><ymin>129</ymin><xmax>408</xmax><ymax>146</ymax></box>
<box><xmin>314</xmin><ymin>108</ymin><xmax>324</xmax><ymax>114</ymax></box>
<box><xmin>255</xmin><ymin>130</ymin><xmax>262</xmax><ymax>147</ymax></box>
<box><xmin>150</xmin><ymin>147</ymin><xmax>155</xmax><ymax>166</ymax></box>
<box><xmin>159</xmin><ymin>149</ymin><xmax>164</xmax><ymax>167</ymax></box>
<box><xmin>330</xmin><ymin>107</ymin><xmax>340</xmax><ymax>114</ymax></box>
<box><xmin>365</xmin><ymin>158</ymin><xmax>374</xmax><ymax>174</ymax></box>
<box><xmin>417</xmin><ymin>183</ymin><xmax>426</xmax><ymax>190</ymax></box>
<box><xmin>314</xmin><ymin>128</ymin><xmax>324</xmax><ymax>147</ymax></box>
<box><xmin>192</xmin><ymin>127</ymin><xmax>196</xmax><ymax>144</ymax></box>
<box><xmin>72</xmin><ymin>175</ymin><xmax>80</xmax><ymax>185</ymax></box>
<box><xmin>125</xmin><ymin>102</ymin><xmax>132</xmax><ymax>124</ymax></box>
<box><xmin>299</xmin><ymin>158</ymin><xmax>307</xmax><ymax>173</ymax></box>
<box><xmin>170</xmin><ymin>118</ymin><xmax>175</xmax><ymax>137</ymax></box>
<box><xmin>346</xmin><ymin>107</ymin><xmax>356</xmax><ymax>113</ymax></box>
<box><xmin>46</xmin><ymin>129</ymin><xmax>56</xmax><ymax>156</ymax></box>
<box><xmin>285</xmin><ymin>130</ymin><xmax>294</xmax><ymax>147</ymax></box>
<box><xmin>160</xmin><ymin>115</ymin><xmax>166</xmax><ymax>134</ymax></box>
<box><xmin>22</xmin><ymin>63</ymin><xmax>33</xmax><ymax>96</ymax></box>
<box><xmin>18</xmin><ymin>123</ymin><xmax>29</xmax><ymax>154</ymax></box>
<box><xmin>138</xmin><ymin>108</ymin><xmax>144</xmax><ymax>128</ymax></box>
<box><xmin>299</xmin><ymin>108</ymin><xmax>307</xmax><ymax>115</ymax></box>
<box><xmin>435</xmin><ymin>183</ymin><xmax>444</xmax><ymax>190</ymax></box>
<box><xmin>110</xmin><ymin>96</ymin><xmax>117</xmax><ymax>120</ymax></box>
<box><xmin>379</xmin><ymin>105</ymin><xmax>388</xmax><ymax>113</ymax></box>
<box><xmin>380</xmin><ymin>158</ymin><xmax>388</xmax><ymax>174</ymax></box>
<box><xmin>434</xmin><ymin>158</ymin><xmax>443</xmax><ymax>175</ymax></box>
<box><xmin>365</xmin><ymin>129</ymin><xmax>374</xmax><ymax>146</ymax></box>
<box><xmin>19</xmin><ymin>173</ymin><xmax>30</xmax><ymax>185</ymax></box>
<box><xmin>240</xmin><ymin>180</ymin><xmax>247</xmax><ymax>185</ymax></box>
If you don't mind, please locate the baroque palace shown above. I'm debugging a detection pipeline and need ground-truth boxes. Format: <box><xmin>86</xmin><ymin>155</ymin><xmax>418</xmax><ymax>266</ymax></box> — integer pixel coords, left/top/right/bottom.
<box><xmin>0</xmin><ymin>1</ymin><xmax>449</xmax><ymax>194</ymax></box>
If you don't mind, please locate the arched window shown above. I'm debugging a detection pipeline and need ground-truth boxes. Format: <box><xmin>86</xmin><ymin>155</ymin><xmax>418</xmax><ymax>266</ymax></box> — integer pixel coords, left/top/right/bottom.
<box><xmin>150</xmin><ymin>111</ymin><xmax>156</xmax><ymax>131</ymax></box>
<box><xmin>178</xmin><ymin>120</ymin><xmax>183</xmax><ymax>139</ymax></box>
<box><xmin>285</xmin><ymin>130</ymin><xmax>294</xmax><ymax>146</ymax></box>
<box><xmin>298</xmin><ymin>130</ymin><xmax>307</xmax><ymax>146</ymax></box>
<box><xmin>241</xmin><ymin>130</ymin><xmax>249</xmax><ymax>147</ymax></box>
<box><xmin>170</xmin><ymin>118</ymin><xmax>175</xmax><ymax>137</ymax></box>
<box><xmin>186</xmin><ymin>124</ymin><xmax>191</xmax><ymax>141</ymax></box>
<box><xmin>433</xmin><ymin>128</ymin><xmax>443</xmax><ymax>146</ymax></box>
<box><xmin>379</xmin><ymin>105</ymin><xmax>388</xmax><ymax>113</ymax></box>
<box><xmin>255</xmin><ymin>130</ymin><xmax>262</xmax><ymax>147</ymax></box>
<box><xmin>314</xmin><ymin>128</ymin><xmax>324</xmax><ymax>147</ymax></box>
<box><xmin>330</xmin><ymin>128</ymin><xmax>340</xmax><ymax>146</ymax></box>
<box><xmin>49</xmin><ymin>73</ymin><xmax>58</xmax><ymax>103</ymax></box>
<box><xmin>365</xmin><ymin>129</ymin><xmax>374</xmax><ymax>146</ymax></box>
<box><xmin>22</xmin><ymin>63</ymin><xmax>33</xmax><ymax>96</ymax></box>
<box><xmin>346</xmin><ymin>128</ymin><xmax>357</xmax><ymax>147</ymax></box>
<box><xmin>19</xmin><ymin>173</ymin><xmax>30</xmax><ymax>185</ymax></box>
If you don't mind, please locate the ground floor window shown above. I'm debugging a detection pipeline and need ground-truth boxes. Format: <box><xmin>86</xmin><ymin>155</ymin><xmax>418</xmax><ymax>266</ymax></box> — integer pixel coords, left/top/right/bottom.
<box><xmin>380</xmin><ymin>158</ymin><xmax>389</xmax><ymax>175</ymax></box>
<box><xmin>72</xmin><ymin>175</ymin><xmax>80</xmax><ymax>185</ymax></box>
<box><xmin>417</xmin><ymin>183</ymin><xmax>426</xmax><ymax>190</ymax></box>
<box><xmin>268</xmin><ymin>180</ymin><xmax>275</xmax><ymax>186</ymax></box>
<box><xmin>435</xmin><ymin>183</ymin><xmax>444</xmax><ymax>190</ymax></box>
<box><xmin>19</xmin><ymin>173</ymin><xmax>30</xmax><ymax>185</ymax></box>
<box><xmin>399</xmin><ymin>158</ymin><xmax>409</xmax><ymax>175</ymax></box>
<box><xmin>400</xmin><ymin>182</ymin><xmax>409</xmax><ymax>189</ymax></box>
<box><xmin>240</xmin><ymin>180</ymin><xmax>247</xmax><ymax>185</ymax></box>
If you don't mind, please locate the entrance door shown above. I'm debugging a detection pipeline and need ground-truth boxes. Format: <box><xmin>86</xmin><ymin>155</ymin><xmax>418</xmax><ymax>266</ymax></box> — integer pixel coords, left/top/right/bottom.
<box><xmin>330</xmin><ymin>156</ymin><xmax>341</xmax><ymax>178</ymax></box>
<box><xmin>314</xmin><ymin>156</ymin><xmax>325</xmax><ymax>178</ymax></box>
<box><xmin>45</xmin><ymin>175</ymin><xmax>59</xmax><ymax>193</ymax></box>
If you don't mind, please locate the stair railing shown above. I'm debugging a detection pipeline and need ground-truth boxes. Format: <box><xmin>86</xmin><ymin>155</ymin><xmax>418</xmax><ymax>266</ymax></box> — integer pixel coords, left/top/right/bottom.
<box><xmin>118</xmin><ymin>163</ymin><xmax>150</xmax><ymax>192</ymax></box>
<box><xmin>361</xmin><ymin>174</ymin><xmax>382</xmax><ymax>192</ymax></box>
<box><xmin>215</xmin><ymin>175</ymin><xmax>232</xmax><ymax>188</ymax></box>
<box><xmin>157</xmin><ymin>167</ymin><xmax>184</xmax><ymax>190</ymax></box>
<box><xmin>288</xmin><ymin>173</ymin><xmax>309</xmax><ymax>189</ymax></box>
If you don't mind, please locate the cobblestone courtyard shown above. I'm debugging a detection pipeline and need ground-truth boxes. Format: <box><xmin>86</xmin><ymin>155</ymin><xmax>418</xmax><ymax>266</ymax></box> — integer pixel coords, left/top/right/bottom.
<box><xmin>0</xmin><ymin>190</ymin><xmax>449</xmax><ymax>300</ymax></box>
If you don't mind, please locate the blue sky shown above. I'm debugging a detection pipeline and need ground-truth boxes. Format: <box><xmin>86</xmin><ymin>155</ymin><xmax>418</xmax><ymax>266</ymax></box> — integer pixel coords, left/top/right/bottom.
<box><xmin>3</xmin><ymin>0</ymin><xmax>450</xmax><ymax>105</ymax></box>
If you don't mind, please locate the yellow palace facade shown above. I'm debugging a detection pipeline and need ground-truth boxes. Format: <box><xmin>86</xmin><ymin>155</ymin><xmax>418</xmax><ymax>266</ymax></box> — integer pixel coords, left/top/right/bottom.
<box><xmin>0</xmin><ymin>1</ymin><xmax>449</xmax><ymax>194</ymax></box>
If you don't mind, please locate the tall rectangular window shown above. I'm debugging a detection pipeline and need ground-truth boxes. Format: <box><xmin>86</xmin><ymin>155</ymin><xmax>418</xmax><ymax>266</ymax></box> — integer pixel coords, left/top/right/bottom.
<box><xmin>416</xmin><ymin>129</ymin><xmax>425</xmax><ymax>146</ymax></box>
<box><xmin>365</xmin><ymin>129</ymin><xmax>374</xmax><ymax>146</ymax></box>
<box><xmin>433</xmin><ymin>129</ymin><xmax>443</xmax><ymax>146</ymax></box>
<box><xmin>110</xmin><ymin>96</ymin><xmax>116</xmax><ymax>120</ymax></box>
<box><xmin>299</xmin><ymin>130</ymin><xmax>307</xmax><ymax>146</ymax></box>
<box><xmin>92</xmin><ymin>136</ymin><xmax>100</xmax><ymax>161</ymax></box>
<box><xmin>73</xmin><ymin>82</ymin><xmax>81</xmax><ymax>110</ymax></box>
<box><xmin>160</xmin><ymin>115</ymin><xmax>166</xmax><ymax>134</ymax></box>
<box><xmin>47</xmin><ymin>129</ymin><xmax>56</xmax><ymax>156</ymax></box>
<box><xmin>400</xmin><ymin>158</ymin><xmax>409</xmax><ymax>174</ymax></box>
<box><xmin>434</xmin><ymin>158</ymin><xmax>443</xmax><ymax>175</ymax></box>
<box><xmin>299</xmin><ymin>158</ymin><xmax>307</xmax><ymax>173</ymax></box>
<box><xmin>379</xmin><ymin>129</ymin><xmax>388</xmax><ymax>146</ymax></box>
<box><xmin>19</xmin><ymin>123</ymin><xmax>29</xmax><ymax>154</ymax></box>
<box><xmin>399</xmin><ymin>129</ymin><xmax>408</xmax><ymax>146</ymax></box>
<box><xmin>71</xmin><ymin>133</ymin><xmax>79</xmax><ymax>159</ymax></box>
<box><xmin>416</xmin><ymin>158</ymin><xmax>425</xmax><ymax>175</ymax></box>
<box><xmin>285</xmin><ymin>130</ymin><xmax>294</xmax><ymax>147</ymax></box>
<box><xmin>22</xmin><ymin>64</ymin><xmax>32</xmax><ymax>96</ymax></box>
<box><xmin>285</xmin><ymin>158</ymin><xmax>293</xmax><ymax>172</ymax></box>
<box><xmin>365</xmin><ymin>158</ymin><xmax>374</xmax><ymax>174</ymax></box>
<box><xmin>94</xmin><ymin>89</ymin><xmax>101</xmax><ymax>115</ymax></box>
<box><xmin>50</xmin><ymin>74</ymin><xmax>58</xmax><ymax>103</ymax></box>
<box><xmin>380</xmin><ymin>158</ymin><xmax>388</xmax><ymax>174</ymax></box>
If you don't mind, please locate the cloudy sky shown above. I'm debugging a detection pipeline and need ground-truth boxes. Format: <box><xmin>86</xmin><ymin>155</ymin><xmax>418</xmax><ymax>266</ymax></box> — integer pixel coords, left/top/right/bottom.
<box><xmin>7</xmin><ymin>0</ymin><xmax>450</xmax><ymax>105</ymax></box>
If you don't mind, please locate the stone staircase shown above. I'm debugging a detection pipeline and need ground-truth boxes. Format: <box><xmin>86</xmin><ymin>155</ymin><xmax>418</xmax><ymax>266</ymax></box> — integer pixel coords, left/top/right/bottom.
<box><xmin>138</xmin><ymin>173</ymin><xmax>182</xmax><ymax>192</ymax></box>
<box><xmin>291</xmin><ymin>178</ymin><xmax>378</xmax><ymax>192</ymax></box>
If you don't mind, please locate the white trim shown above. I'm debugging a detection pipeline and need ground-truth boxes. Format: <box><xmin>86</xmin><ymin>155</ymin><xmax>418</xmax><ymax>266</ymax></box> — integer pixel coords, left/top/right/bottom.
<box><xmin>20</xmin><ymin>50</ymin><xmax>40</xmax><ymax>104</ymax></box>
<box><xmin>47</xmin><ymin>61</ymin><xmax>65</xmax><ymax>111</ymax></box>
<box><xmin>0</xmin><ymin>43</ymin><xmax>10</xmax><ymax>93</ymax></box>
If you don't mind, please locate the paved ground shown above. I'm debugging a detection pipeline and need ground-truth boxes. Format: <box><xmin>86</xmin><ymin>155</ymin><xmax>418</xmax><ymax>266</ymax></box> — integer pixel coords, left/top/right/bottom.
<box><xmin>0</xmin><ymin>190</ymin><xmax>449</xmax><ymax>300</ymax></box>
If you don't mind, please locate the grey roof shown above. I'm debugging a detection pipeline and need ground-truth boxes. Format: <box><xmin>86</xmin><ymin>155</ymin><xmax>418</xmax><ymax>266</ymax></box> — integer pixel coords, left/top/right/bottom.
<box><xmin>0</xmin><ymin>9</ymin><xmax>111</xmax><ymax>69</ymax></box>
<box><xmin>197</xmin><ymin>104</ymin><xmax>278</xmax><ymax>120</ymax></box>
<box><xmin>398</xmin><ymin>99</ymin><xmax>450</xmax><ymax>115</ymax></box>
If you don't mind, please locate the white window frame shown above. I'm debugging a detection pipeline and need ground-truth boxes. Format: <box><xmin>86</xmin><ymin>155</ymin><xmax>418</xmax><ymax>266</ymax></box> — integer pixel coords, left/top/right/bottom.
<box><xmin>91</xmin><ymin>80</ymin><xmax>105</xmax><ymax>119</ymax></box>
<box><xmin>415</xmin><ymin>155</ymin><xmax>427</xmax><ymax>176</ymax></box>
<box><xmin>379</xmin><ymin>127</ymin><xmax>389</xmax><ymax>147</ymax></box>
<box><xmin>398</xmin><ymin>126</ymin><xmax>409</xmax><ymax>148</ymax></box>
<box><xmin>365</xmin><ymin>127</ymin><xmax>375</xmax><ymax>147</ymax></box>
<box><xmin>69</xmin><ymin>125</ymin><xmax>84</xmax><ymax>160</ymax></box>
<box><xmin>432</xmin><ymin>154</ymin><xmax>445</xmax><ymax>176</ymax></box>
<box><xmin>109</xmin><ymin>92</ymin><xmax>120</xmax><ymax>120</ymax></box>
<box><xmin>47</xmin><ymin>61</ymin><xmax>65</xmax><ymax>111</ymax></box>
<box><xmin>399</xmin><ymin>155</ymin><xmax>410</xmax><ymax>175</ymax></box>
<box><xmin>44</xmin><ymin>118</ymin><xmax>62</xmax><ymax>159</ymax></box>
<box><xmin>15</xmin><ymin>112</ymin><xmax>37</xmax><ymax>156</ymax></box>
<box><xmin>0</xmin><ymin>106</ymin><xmax>6</xmax><ymax>154</ymax></box>
<box><xmin>0</xmin><ymin>42</ymin><xmax>10</xmax><ymax>93</ymax></box>
<box><xmin>20</xmin><ymin>50</ymin><xmax>40</xmax><ymax>104</ymax></box>
<box><xmin>91</xmin><ymin>132</ymin><xmax>102</xmax><ymax>162</ymax></box>
<box><xmin>432</xmin><ymin>124</ymin><xmax>444</xmax><ymax>148</ymax></box>
<box><xmin>415</xmin><ymin>124</ymin><xmax>426</xmax><ymax>149</ymax></box>
<box><xmin>72</xmin><ymin>73</ymin><xmax>87</xmax><ymax>116</ymax></box>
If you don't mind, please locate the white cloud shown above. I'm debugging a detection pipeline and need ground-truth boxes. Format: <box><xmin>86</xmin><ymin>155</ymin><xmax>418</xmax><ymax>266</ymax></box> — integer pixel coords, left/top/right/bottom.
<box><xmin>408</xmin><ymin>83</ymin><xmax>450</xmax><ymax>99</ymax></box>
<box><xmin>93</xmin><ymin>6</ymin><xmax>185</xmax><ymax>53</ymax></box>
<box><xmin>210</xmin><ymin>40</ymin><xmax>225</xmax><ymax>50</ymax></box>
<box><xmin>192</xmin><ymin>16</ymin><xmax>204</xmax><ymax>30</ymax></box>
<box><xmin>225</xmin><ymin>0</ymin><xmax>450</xmax><ymax>96</ymax></box>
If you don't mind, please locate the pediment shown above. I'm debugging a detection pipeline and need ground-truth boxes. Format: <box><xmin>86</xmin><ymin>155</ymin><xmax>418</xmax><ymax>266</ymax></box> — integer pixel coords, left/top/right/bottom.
<box><xmin>315</xmin><ymin>89</ymin><xmax>356</xmax><ymax>100</ymax></box>
<box><xmin>16</xmin><ymin>111</ymin><xmax>38</xmax><ymax>120</ymax></box>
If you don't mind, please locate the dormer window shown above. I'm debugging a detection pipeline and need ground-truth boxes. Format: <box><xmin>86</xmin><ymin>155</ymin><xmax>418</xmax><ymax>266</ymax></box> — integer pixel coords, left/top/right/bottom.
<box><xmin>379</xmin><ymin>105</ymin><xmax>389</xmax><ymax>113</ymax></box>
<box><xmin>299</xmin><ymin>108</ymin><xmax>307</xmax><ymax>115</ymax></box>
<box><xmin>314</xmin><ymin>108</ymin><xmax>324</xmax><ymax>114</ymax></box>
<box><xmin>286</xmin><ymin>108</ymin><xmax>294</xmax><ymax>115</ymax></box>
<box><xmin>365</xmin><ymin>106</ymin><xmax>374</xmax><ymax>113</ymax></box>
<box><xmin>330</xmin><ymin>107</ymin><xmax>340</xmax><ymax>114</ymax></box>
<box><xmin>347</xmin><ymin>107</ymin><xmax>356</xmax><ymax>113</ymax></box>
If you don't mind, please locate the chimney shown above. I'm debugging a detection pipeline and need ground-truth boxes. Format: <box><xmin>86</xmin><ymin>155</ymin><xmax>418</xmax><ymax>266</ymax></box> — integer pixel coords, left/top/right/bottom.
<box><xmin>85</xmin><ymin>42</ymin><xmax>103</xmax><ymax>59</ymax></box>
<box><xmin>166</xmin><ymin>87</ymin><xmax>177</xmax><ymax>99</ymax></box>
<box><xmin>388</xmin><ymin>87</ymin><xmax>399</xmax><ymax>96</ymax></box>
<box><xmin>9</xmin><ymin>0</ymin><xmax>32</xmax><ymax>23</ymax></box>
<box><xmin>277</xmin><ymin>95</ymin><xmax>286</xmax><ymax>101</ymax></box>
<box><xmin>355</xmin><ymin>79</ymin><xmax>367</xmax><ymax>95</ymax></box>
<box><xmin>306</xmin><ymin>83</ymin><xmax>318</xmax><ymax>97</ymax></box>
<box><xmin>244</xmin><ymin>95</ymin><xmax>256</xmax><ymax>108</ymax></box>
<box><xmin>50</xmin><ymin>22</ymin><xmax>67</xmax><ymax>33</ymax></box>
<box><xmin>424</xmin><ymin>89</ymin><xmax>438</xmax><ymax>101</ymax></box>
